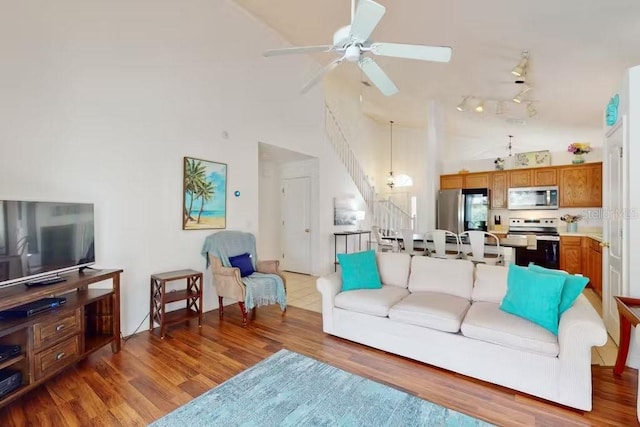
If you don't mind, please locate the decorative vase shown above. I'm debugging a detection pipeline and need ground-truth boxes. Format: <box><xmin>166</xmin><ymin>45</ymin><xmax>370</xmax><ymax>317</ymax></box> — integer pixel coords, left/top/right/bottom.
<box><xmin>567</xmin><ymin>222</ymin><xmax>578</xmax><ymax>233</ymax></box>
<box><xmin>572</xmin><ymin>153</ymin><xmax>585</xmax><ymax>164</ymax></box>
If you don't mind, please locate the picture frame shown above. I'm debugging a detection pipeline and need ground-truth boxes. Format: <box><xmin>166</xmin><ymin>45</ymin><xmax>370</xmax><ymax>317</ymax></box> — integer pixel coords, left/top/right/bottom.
<box><xmin>183</xmin><ymin>156</ymin><xmax>227</xmax><ymax>230</ymax></box>
<box><xmin>513</xmin><ymin>150</ymin><xmax>551</xmax><ymax>169</ymax></box>
<box><xmin>334</xmin><ymin>197</ymin><xmax>358</xmax><ymax>226</ymax></box>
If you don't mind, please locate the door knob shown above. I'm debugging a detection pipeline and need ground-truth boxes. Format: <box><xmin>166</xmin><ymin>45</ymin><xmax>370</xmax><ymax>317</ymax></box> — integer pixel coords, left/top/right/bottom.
<box><xmin>599</xmin><ymin>241</ymin><xmax>610</xmax><ymax>248</ymax></box>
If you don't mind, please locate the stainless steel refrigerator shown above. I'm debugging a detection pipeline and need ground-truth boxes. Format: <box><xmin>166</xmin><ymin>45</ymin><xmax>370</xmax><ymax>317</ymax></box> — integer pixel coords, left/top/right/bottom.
<box><xmin>436</xmin><ymin>188</ymin><xmax>490</xmax><ymax>233</ymax></box>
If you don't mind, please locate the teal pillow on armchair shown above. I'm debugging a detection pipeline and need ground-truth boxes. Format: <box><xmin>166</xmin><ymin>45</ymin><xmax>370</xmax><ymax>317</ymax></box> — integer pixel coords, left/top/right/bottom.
<box><xmin>337</xmin><ymin>250</ymin><xmax>382</xmax><ymax>292</ymax></box>
<box><xmin>500</xmin><ymin>264</ymin><xmax>566</xmax><ymax>335</ymax></box>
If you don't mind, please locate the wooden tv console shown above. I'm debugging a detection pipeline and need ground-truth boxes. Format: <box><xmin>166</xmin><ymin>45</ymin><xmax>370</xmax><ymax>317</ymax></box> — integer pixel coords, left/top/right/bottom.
<box><xmin>0</xmin><ymin>269</ymin><xmax>121</xmax><ymax>407</ymax></box>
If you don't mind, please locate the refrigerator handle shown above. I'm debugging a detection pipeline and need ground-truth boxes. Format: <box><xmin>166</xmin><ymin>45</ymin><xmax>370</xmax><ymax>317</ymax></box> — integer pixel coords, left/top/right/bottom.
<box><xmin>458</xmin><ymin>193</ymin><xmax>465</xmax><ymax>234</ymax></box>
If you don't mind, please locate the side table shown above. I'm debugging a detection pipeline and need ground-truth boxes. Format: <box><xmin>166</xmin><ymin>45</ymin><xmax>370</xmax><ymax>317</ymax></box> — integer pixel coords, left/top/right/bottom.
<box><xmin>150</xmin><ymin>269</ymin><xmax>203</xmax><ymax>339</ymax></box>
<box><xmin>613</xmin><ymin>296</ymin><xmax>640</xmax><ymax>375</ymax></box>
<box><xmin>333</xmin><ymin>230</ymin><xmax>372</xmax><ymax>272</ymax></box>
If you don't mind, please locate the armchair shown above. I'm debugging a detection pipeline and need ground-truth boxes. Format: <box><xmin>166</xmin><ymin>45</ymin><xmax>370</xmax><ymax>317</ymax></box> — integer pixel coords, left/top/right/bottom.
<box><xmin>202</xmin><ymin>231</ymin><xmax>287</xmax><ymax>326</ymax></box>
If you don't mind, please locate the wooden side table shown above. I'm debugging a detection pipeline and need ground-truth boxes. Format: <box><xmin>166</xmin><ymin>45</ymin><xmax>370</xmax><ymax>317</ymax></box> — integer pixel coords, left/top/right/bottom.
<box><xmin>150</xmin><ymin>269</ymin><xmax>203</xmax><ymax>339</ymax></box>
<box><xmin>613</xmin><ymin>296</ymin><xmax>640</xmax><ymax>375</ymax></box>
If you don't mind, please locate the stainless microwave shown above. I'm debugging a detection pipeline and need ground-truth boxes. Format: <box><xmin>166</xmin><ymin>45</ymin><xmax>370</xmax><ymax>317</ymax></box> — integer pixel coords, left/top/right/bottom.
<box><xmin>507</xmin><ymin>186</ymin><xmax>559</xmax><ymax>210</ymax></box>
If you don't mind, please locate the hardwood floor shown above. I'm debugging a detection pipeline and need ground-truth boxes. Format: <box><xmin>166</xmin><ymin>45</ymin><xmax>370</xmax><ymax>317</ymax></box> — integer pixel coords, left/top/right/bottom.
<box><xmin>0</xmin><ymin>305</ymin><xmax>637</xmax><ymax>426</ymax></box>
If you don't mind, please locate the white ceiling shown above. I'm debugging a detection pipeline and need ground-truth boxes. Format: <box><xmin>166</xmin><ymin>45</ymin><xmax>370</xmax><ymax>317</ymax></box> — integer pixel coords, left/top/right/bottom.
<box><xmin>234</xmin><ymin>0</ymin><xmax>640</xmax><ymax>129</ymax></box>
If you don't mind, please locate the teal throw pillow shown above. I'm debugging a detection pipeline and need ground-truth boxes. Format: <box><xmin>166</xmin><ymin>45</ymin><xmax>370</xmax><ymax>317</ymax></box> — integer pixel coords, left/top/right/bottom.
<box><xmin>528</xmin><ymin>263</ymin><xmax>590</xmax><ymax>314</ymax></box>
<box><xmin>337</xmin><ymin>250</ymin><xmax>382</xmax><ymax>292</ymax></box>
<box><xmin>500</xmin><ymin>264</ymin><xmax>566</xmax><ymax>335</ymax></box>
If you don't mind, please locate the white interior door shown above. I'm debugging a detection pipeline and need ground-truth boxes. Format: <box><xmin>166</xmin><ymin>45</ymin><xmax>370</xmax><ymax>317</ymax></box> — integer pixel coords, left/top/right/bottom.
<box><xmin>282</xmin><ymin>177</ymin><xmax>311</xmax><ymax>274</ymax></box>
<box><xmin>603</xmin><ymin>119</ymin><xmax>625</xmax><ymax>343</ymax></box>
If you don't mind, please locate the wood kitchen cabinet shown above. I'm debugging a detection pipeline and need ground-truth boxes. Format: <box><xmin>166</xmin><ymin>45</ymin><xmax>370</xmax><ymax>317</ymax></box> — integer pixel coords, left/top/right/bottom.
<box><xmin>560</xmin><ymin>236</ymin><xmax>582</xmax><ymax>274</ymax></box>
<box><xmin>533</xmin><ymin>168</ymin><xmax>557</xmax><ymax>186</ymax></box>
<box><xmin>581</xmin><ymin>237</ymin><xmax>603</xmax><ymax>297</ymax></box>
<box><xmin>440</xmin><ymin>172</ymin><xmax>489</xmax><ymax>190</ymax></box>
<box><xmin>440</xmin><ymin>174</ymin><xmax>464</xmax><ymax>190</ymax></box>
<box><xmin>508</xmin><ymin>169</ymin><xmax>533</xmax><ymax>187</ymax></box>
<box><xmin>559</xmin><ymin>163</ymin><xmax>602</xmax><ymax>207</ymax></box>
<box><xmin>490</xmin><ymin>172</ymin><xmax>508</xmax><ymax>208</ymax></box>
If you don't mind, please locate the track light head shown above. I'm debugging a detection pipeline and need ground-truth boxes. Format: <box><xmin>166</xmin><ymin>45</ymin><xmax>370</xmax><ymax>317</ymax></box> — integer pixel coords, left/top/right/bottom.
<box><xmin>511</xmin><ymin>51</ymin><xmax>529</xmax><ymax>77</ymax></box>
<box><xmin>527</xmin><ymin>102</ymin><xmax>537</xmax><ymax>117</ymax></box>
<box><xmin>495</xmin><ymin>101</ymin><xmax>504</xmax><ymax>115</ymax></box>
<box><xmin>457</xmin><ymin>96</ymin><xmax>469</xmax><ymax>111</ymax></box>
<box><xmin>475</xmin><ymin>100</ymin><xmax>484</xmax><ymax>113</ymax></box>
<box><xmin>512</xmin><ymin>85</ymin><xmax>532</xmax><ymax>103</ymax></box>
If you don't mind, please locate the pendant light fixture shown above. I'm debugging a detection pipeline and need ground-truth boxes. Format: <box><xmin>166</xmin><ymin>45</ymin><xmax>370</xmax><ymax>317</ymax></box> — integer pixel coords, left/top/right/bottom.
<box><xmin>387</xmin><ymin>120</ymin><xmax>395</xmax><ymax>189</ymax></box>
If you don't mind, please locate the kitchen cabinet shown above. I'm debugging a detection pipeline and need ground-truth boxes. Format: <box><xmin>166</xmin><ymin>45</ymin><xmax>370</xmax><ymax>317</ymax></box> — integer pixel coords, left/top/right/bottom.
<box><xmin>559</xmin><ymin>163</ymin><xmax>603</xmax><ymax>207</ymax></box>
<box><xmin>560</xmin><ymin>236</ymin><xmax>582</xmax><ymax>274</ymax></box>
<box><xmin>490</xmin><ymin>172</ymin><xmax>508</xmax><ymax>208</ymax></box>
<box><xmin>508</xmin><ymin>169</ymin><xmax>533</xmax><ymax>187</ymax></box>
<box><xmin>440</xmin><ymin>175</ymin><xmax>464</xmax><ymax>190</ymax></box>
<box><xmin>440</xmin><ymin>173</ymin><xmax>489</xmax><ymax>190</ymax></box>
<box><xmin>440</xmin><ymin>162</ymin><xmax>602</xmax><ymax>208</ymax></box>
<box><xmin>581</xmin><ymin>237</ymin><xmax>603</xmax><ymax>297</ymax></box>
<box><xmin>533</xmin><ymin>168</ymin><xmax>557</xmax><ymax>186</ymax></box>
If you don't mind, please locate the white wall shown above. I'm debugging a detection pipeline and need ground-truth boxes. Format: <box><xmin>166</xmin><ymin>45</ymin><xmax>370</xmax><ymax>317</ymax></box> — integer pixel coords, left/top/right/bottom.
<box><xmin>0</xmin><ymin>0</ymin><xmax>341</xmax><ymax>335</ymax></box>
<box><xmin>441</xmin><ymin>114</ymin><xmax>603</xmax><ymax>174</ymax></box>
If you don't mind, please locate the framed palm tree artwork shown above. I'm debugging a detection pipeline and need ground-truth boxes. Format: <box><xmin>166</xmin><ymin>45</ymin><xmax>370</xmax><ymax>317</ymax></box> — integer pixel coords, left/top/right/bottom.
<box><xmin>183</xmin><ymin>157</ymin><xmax>227</xmax><ymax>230</ymax></box>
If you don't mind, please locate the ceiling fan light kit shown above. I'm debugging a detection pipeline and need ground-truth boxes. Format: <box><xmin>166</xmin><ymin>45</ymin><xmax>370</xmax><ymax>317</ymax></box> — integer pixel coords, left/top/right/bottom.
<box><xmin>263</xmin><ymin>0</ymin><xmax>452</xmax><ymax>96</ymax></box>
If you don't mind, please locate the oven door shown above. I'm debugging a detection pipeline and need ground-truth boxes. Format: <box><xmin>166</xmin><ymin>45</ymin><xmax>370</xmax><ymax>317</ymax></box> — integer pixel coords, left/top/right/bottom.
<box><xmin>514</xmin><ymin>240</ymin><xmax>559</xmax><ymax>269</ymax></box>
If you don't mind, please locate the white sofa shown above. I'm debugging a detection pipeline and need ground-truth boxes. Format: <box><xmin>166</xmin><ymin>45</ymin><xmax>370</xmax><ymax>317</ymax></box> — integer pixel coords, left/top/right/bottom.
<box><xmin>316</xmin><ymin>252</ymin><xmax>607</xmax><ymax>411</ymax></box>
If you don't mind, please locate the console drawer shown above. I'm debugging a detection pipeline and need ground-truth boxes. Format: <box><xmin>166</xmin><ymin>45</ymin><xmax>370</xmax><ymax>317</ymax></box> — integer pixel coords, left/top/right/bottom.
<box><xmin>33</xmin><ymin>334</ymin><xmax>80</xmax><ymax>380</ymax></box>
<box><xmin>32</xmin><ymin>309</ymin><xmax>81</xmax><ymax>350</ymax></box>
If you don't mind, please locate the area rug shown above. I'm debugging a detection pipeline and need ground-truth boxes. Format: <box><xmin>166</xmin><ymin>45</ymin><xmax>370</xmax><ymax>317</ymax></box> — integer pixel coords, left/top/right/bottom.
<box><xmin>150</xmin><ymin>349</ymin><xmax>492</xmax><ymax>426</ymax></box>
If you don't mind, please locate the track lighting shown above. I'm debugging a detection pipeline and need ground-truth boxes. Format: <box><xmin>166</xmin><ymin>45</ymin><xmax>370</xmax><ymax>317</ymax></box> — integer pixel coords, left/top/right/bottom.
<box><xmin>495</xmin><ymin>101</ymin><xmax>504</xmax><ymax>115</ymax></box>
<box><xmin>456</xmin><ymin>96</ymin><xmax>469</xmax><ymax>111</ymax></box>
<box><xmin>512</xmin><ymin>85</ymin><xmax>532</xmax><ymax>104</ymax></box>
<box><xmin>511</xmin><ymin>51</ymin><xmax>529</xmax><ymax>77</ymax></box>
<box><xmin>475</xmin><ymin>100</ymin><xmax>484</xmax><ymax>113</ymax></box>
<box><xmin>527</xmin><ymin>102</ymin><xmax>537</xmax><ymax>117</ymax></box>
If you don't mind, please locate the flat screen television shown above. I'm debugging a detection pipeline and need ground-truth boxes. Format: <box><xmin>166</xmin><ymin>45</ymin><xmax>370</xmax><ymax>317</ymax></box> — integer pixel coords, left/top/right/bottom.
<box><xmin>0</xmin><ymin>200</ymin><xmax>95</xmax><ymax>287</ymax></box>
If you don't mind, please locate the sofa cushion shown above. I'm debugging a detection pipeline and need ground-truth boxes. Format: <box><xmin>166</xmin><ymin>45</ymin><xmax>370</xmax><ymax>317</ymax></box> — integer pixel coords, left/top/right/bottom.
<box><xmin>388</xmin><ymin>292</ymin><xmax>471</xmax><ymax>333</ymax></box>
<box><xmin>472</xmin><ymin>263</ymin><xmax>508</xmax><ymax>303</ymax></box>
<box><xmin>228</xmin><ymin>252</ymin><xmax>254</xmax><ymax>277</ymax></box>
<box><xmin>500</xmin><ymin>264</ymin><xmax>566</xmax><ymax>335</ymax></box>
<box><xmin>337</xmin><ymin>250</ymin><xmax>382</xmax><ymax>292</ymax></box>
<box><xmin>528</xmin><ymin>263</ymin><xmax>589</xmax><ymax>314</ymax></box>
<box><xmin>408</xmin><ymin>257</ymin><xmax>474</xmax><ymax>299</ymax></box>
<box><xmin>461</xmin><ymin>301</ymin><xmax>559</xmax><ymax>357</ymax></box>
<box><xmin>335</xmin><ymin>285</ymin><xmax>409</xmax><ymax>317</ymax></box>
<box><xmin>376</xmin><ymin>252</ymin><xmax>411</xmax><ymax>288</ymax></box>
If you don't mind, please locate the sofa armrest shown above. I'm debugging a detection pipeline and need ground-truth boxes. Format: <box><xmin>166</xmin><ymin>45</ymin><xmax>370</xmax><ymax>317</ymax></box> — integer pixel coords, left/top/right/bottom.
<box><xmin>558</xmin><ymin>294</ymin><xmax>608</xmax><ymax>356</ymax></box>
<box><xmin>316</xmin><ymin>272</ymin><xmax>342</xmax><ymax>334</ymax></box>
<box><xmin>556</xmin><ymin>294</ymin><xmax>607</xmax><ymax>410</ymax></box>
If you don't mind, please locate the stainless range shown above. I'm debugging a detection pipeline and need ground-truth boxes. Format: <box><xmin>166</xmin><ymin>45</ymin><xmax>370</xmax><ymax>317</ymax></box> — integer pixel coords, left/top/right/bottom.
<box><xmin>507</xmin><ymin>218</ymin><xmax>560</xmax><ymax>269</ymax></box>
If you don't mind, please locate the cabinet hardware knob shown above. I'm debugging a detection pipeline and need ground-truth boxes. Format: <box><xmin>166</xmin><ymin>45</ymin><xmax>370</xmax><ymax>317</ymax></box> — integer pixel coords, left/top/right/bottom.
<box><xmin>305</xmin><ymin>229</ymin><xmax>310</xmax><ymax>233</ymax></box>
<box><xmin>56</xmin><ymin>352</ymin><xmax>65</xmax><ymax>360</ymax></box>
<box><xmin>56</xmin><ymin>325</ymin><xmax>64</xmax><ymax>331</ymax></box>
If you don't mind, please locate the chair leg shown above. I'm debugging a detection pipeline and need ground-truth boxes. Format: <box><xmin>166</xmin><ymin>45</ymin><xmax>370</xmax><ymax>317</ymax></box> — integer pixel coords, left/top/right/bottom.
<box><xmin>218</xmin><ymin>296</ymin><xmax>224</xmax><ymax>318</ymax></box>
<box><xmin>238</xmin><ymin>302</ymin><xmax>248</xmax><ymax>327</ymax></box>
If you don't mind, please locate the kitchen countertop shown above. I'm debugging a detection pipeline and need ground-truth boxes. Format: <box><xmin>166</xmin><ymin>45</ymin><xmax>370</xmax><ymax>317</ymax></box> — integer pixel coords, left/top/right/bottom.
<box><xmin>489</xmin><ymin>228</ymin><xmax>603</xmax><ymax>243</ymax></box>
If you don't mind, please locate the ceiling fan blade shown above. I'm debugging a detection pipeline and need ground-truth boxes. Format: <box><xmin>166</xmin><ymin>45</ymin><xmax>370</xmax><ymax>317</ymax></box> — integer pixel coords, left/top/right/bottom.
<box><xmin>358</xmin><ymin>57</ymin><xmax>398</xmax><ymax>96</ymax></box>
<box><xmin>350</xmin><ymin>0</ymin><xmax>386</xmax><ymax>42</ymax></box>
<box><xmin>264</xmin><ymin>45</ymin><xmax>334</xmax><ymax>57</ymax></box>
<box><xmin>370</xmin><ymin>43</ymin><xmax>452</xmax><ymax>63</ymax></box>
<box><xmin>300</xmin><ymin>57</ymin><xmax>344</xmax><ymax>94</ymax></box>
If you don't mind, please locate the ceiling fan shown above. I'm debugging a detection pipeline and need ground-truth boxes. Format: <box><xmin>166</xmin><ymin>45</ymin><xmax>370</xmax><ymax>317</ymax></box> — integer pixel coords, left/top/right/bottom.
<box><xmin>263</xmin><ymin>0</ymin><xmax>452</xmax><ymax>96</ymax></box>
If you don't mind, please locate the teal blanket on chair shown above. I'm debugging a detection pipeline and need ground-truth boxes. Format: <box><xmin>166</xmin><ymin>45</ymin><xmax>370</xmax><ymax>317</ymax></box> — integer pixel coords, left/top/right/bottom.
<box><xmin>201</xmin><ymin>231</ymin><xmax>286</xmax><ymax>312</ymax></box>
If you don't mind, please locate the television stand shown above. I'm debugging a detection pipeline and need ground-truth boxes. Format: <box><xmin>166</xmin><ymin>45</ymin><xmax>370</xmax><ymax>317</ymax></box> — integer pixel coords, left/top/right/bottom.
<box><xmin>0</xmin><ymin>269</ymin><xmax>122</xmax><ymax>408</ymax></box>
<box><xmin>25</xmin><ymin>276</ymin><xmax>67</xmax><ymax>287</ymax></box>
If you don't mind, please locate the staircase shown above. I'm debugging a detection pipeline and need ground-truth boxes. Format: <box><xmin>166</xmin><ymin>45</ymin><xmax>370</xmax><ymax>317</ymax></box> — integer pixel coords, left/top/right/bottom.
<box><xmin>324</xmin><ymin>103</ymin><xmax>412</xmax><ymax>230</ymax></box>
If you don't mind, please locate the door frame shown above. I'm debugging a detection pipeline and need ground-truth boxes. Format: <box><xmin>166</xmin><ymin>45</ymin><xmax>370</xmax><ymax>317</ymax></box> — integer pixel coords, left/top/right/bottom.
<box><xmin>602</xmin><ymin>117</ymin><xmax>628</xmax><ymax>344</ymax></box>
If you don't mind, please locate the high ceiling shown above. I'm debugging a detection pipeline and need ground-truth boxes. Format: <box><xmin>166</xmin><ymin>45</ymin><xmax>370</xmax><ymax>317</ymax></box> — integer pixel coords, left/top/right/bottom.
<box><xmin>234</xmin><ymin>0</ymin><xmax>640</xmax><ymax>129</ymax></box>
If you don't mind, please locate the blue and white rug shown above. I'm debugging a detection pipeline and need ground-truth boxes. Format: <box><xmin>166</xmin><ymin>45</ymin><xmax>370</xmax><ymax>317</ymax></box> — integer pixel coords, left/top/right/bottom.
<box><xmin>150</xmin><ymin>349</ymin><xmax>493</xmax><ymax>426</ymax></box>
